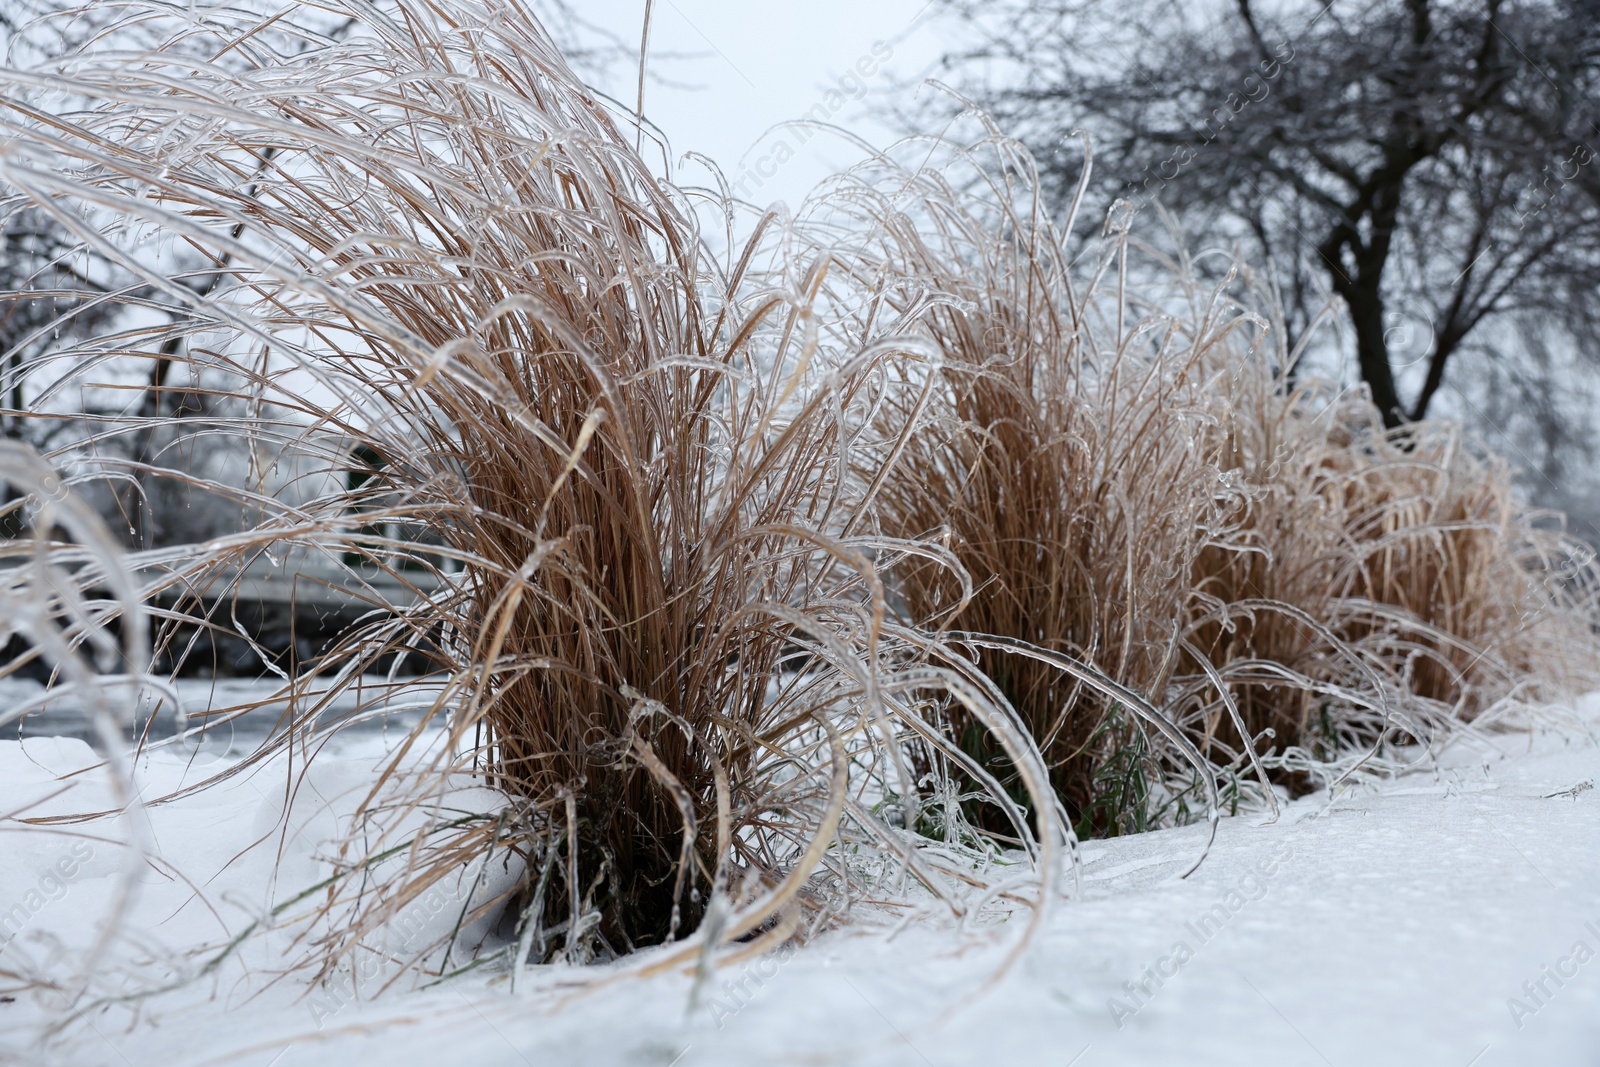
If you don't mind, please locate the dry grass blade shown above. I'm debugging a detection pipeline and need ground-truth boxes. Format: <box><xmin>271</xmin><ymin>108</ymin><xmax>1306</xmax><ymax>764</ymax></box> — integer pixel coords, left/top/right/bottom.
<box><xmin>0</xmin><ymin>0</ymin><xmax>1064</xmax><ymax>1009</ymax></box>
<box><xmin>0</xmin><ymin>440</ymin><xmax>155</xmax><ymax>1012</ymax></box>
<box><xmin>807</xmin><ymin>116</ymin><xmax>1600</xmax><ymax>834</ymax></box>
<box><xmin>0</xmin><ymin>0</ymin><xmax>1594</xmax><ymax>1033</ymax></box>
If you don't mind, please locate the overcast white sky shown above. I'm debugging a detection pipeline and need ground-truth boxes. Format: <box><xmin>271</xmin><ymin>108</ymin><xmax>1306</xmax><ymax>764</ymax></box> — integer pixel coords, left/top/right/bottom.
<box><xmin>565</xmin><ymin>1</ymin><xmax>958</xmax><ymax>210</ymax></box>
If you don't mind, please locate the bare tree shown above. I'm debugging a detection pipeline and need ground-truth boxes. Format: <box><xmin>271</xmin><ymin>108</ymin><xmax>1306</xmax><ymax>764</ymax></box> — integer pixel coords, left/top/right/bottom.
<box><xmin>0</xmin><ymin>2</ymin><xmax>363</xmax><ymax>548</ymax></box>
<box><xmin>0</xmin><ymin>210</ymin><xmax>119</xmax><ymax>436</ymax></box>
<box><xmin>926</xmin><ymin>0</ymin><xmax>1600</xmax><ymax>429</ymax></box>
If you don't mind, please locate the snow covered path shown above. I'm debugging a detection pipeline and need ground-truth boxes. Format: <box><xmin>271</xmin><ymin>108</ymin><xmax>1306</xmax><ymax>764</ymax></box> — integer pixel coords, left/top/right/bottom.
<box><xmin>6</xmin><ymin>703</ymin><xmax>1599</xmax><ymax>1067</ymax></box>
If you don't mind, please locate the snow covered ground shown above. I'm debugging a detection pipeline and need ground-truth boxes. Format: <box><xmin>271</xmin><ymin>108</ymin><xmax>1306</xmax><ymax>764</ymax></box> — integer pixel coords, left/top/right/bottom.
<box><xmin>2</xmin><ymin>693</ymin><xmax>1598</xmax><ymax>1066</ymax></box>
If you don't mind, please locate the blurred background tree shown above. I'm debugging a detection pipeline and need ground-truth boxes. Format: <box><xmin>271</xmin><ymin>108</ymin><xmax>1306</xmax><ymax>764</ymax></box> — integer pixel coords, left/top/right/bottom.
<box><xmin>922</xmin><ymin>0</ymin><xmax>1600</xmax><ymax>534</ymax></box>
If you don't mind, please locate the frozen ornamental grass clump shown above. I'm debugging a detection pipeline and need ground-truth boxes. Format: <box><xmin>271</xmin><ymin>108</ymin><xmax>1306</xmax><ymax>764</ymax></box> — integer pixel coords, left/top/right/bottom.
<box><xmin>0</xmin><ymin>0</ymin><xmax>1595</xmax><ymax>1049</ymax></box>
